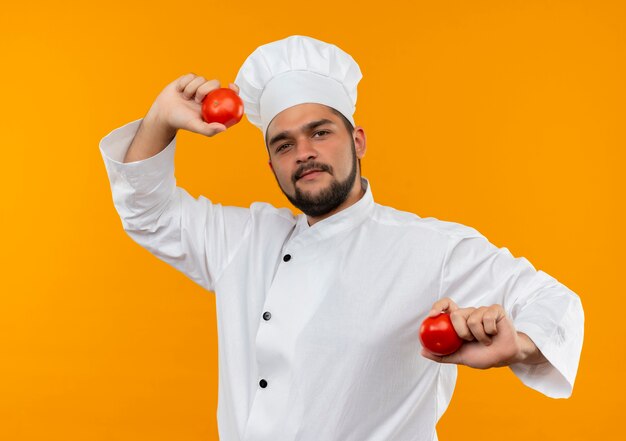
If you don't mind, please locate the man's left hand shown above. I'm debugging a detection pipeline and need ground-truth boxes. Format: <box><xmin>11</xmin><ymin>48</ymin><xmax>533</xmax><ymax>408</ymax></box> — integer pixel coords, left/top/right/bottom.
<box><xmin>420</xmin><ymin>298</ymin><xmax>548</xmax><ymax>369</ymax></box>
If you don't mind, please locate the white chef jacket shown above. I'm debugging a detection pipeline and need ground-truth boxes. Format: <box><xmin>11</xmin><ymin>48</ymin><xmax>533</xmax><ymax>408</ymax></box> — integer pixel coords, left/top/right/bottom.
<box><xmin>99</xmin><ymin>118</ymin><xmax>584</xmax><ymax>441</ymax></box>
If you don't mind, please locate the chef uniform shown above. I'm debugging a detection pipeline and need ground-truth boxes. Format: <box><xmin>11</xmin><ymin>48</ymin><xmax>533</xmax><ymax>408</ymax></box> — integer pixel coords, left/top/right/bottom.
<box><xmin>99</xmin><ymin>35</ymin><xmax>584</xmax><ymax>441</ymax></box>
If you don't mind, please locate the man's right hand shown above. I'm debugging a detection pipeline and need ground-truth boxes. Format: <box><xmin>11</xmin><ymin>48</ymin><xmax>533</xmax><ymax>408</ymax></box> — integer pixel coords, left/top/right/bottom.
<box><xmin>148</xmin><ymin>73</ymin><xmax>240</xmax><ymax>137</ymax></box>
<box><xmin>124</xmin><ymin>74</ymin><xmax>240</xmax><ymax>163</ymax></box>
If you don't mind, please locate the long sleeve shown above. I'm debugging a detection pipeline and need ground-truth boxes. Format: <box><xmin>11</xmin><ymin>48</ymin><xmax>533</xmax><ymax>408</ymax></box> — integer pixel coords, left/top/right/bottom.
<box><xmin>98</xmin><ymin>118</ymin><xmax>252</xmax><ymax>292</ymax></box>
<box><xmin>440</xmin><ymin>225</ymin><xmax>584</xmax><ymax>398</ymax></box>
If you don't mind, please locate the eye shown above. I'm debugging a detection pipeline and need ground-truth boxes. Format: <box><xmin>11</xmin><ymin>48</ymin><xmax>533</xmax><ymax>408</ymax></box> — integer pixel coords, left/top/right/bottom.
<box><xmin>276</xmin><ymin>143</ymin><xmax>291</xmax><ymax>153</ymax></box>
<box><xmin>314</xmin><ymin>130</ymin><xmax>330</xmax><ymax>137</ymax></box>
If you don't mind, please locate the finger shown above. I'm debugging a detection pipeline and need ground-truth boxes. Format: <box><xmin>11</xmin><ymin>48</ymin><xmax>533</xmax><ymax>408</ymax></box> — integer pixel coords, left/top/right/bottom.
<box><xmin>195</xmin><ymin>79</ymin><xmax>221</xmax><ymax>103</ymax></box>
<box><xmin>229</xmin><ymin>82</ymin><xmax>240</xmax><ymax>94</ymax></box>
<box><xmin>176</xmin><ymin>73</ymin><xmax>199</xmax><ymax>93</ymax></box>
<box><xmin>188</xmin><ymin>119</ymin><xmax>227</xmax><ymax>137</ymax></box>
<box><xmin>428</xmin><ymin>297</ymin><xmax>459</xmax><ymax>317</ymax></box>
<box><xmin>467</xmin><ymin>307</ymin><xmax>492</xmax><ymax>345</ymax></box>
<box><xmin>450</xmin><ymin>308</ymin><xmax>475</xmax><ymax>341</ymax></box>
<box><xmin>182</xmin><ymin>76</ymin><xmax>206</xmax><ymax>100</ymax></box>
<box><xmin>482</xmin><ymin>305</ymin><xmax>503</xmax><ymax>336</ymax></box>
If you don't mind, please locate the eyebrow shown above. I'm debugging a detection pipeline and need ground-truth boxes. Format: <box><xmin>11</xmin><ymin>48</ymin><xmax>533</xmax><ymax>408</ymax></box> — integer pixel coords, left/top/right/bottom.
<box><xmin>267</xmin><ymin>118</ymin><xmax>336</xmax><ymax>149</ymax></box>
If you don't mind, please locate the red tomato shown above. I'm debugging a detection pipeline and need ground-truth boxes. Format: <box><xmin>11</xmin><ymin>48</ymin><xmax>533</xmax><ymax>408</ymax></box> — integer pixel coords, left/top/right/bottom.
<box><xmin>201</xmin><ymin>88</ymin><xmax>244</xmax><ymax>128</ymax></box>
<box><xmin>419</xmin><ymin>313</ymin><xmax>463</xmax><ymax>356</ymax></box>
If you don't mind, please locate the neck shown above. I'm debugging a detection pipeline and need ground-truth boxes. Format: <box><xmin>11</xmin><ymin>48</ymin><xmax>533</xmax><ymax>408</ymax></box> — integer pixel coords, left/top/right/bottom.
<box><xmin>306</xmin><ymin>178</ymin><xmax>365</xmax><ymax>227</ymax></box>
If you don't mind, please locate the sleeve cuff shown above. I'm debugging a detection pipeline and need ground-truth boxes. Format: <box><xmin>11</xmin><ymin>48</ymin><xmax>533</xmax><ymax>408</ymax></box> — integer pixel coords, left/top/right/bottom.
<box><xmin>99</xmin><ymin>116</ymin><xmax>176</xmax><ymax>170</ymax></box>
<box><xmin>98</xmin><ymin>117</ymin><xmax>177</xmax><ymax>192</ymax></box>
<box><xmin>510</xmin><ymin>320</ymin><xmax>577</xmax><ymax>399</ymax></box>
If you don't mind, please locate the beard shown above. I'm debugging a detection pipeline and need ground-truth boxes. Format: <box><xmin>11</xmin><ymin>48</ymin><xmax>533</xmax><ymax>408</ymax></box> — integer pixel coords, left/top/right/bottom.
<box><xmin>275</xmin><ymin>139</ymin><xmax>359</xmax><ymax>218</ymax></box>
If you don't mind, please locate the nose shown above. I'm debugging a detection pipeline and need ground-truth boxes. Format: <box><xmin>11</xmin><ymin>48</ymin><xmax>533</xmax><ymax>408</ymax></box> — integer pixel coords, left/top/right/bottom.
<box><xmin>295</xmin><ymin>138</ymin><xmax>318</xmax><ymax>164</ymax></box>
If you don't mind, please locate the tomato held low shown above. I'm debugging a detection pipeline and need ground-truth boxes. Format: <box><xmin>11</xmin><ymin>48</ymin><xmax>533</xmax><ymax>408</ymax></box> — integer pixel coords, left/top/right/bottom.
<box><xmin>419</xmin><ymin>313</ymin><xmax>463</xmax><ymax>356</ymax></box>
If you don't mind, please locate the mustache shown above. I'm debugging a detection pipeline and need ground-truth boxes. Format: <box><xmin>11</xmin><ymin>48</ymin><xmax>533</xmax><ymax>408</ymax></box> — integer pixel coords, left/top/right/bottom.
<box><xmin>293</xmin><ymin>162</ymin><xmax>332</xmax><ymax>182</ymax></box>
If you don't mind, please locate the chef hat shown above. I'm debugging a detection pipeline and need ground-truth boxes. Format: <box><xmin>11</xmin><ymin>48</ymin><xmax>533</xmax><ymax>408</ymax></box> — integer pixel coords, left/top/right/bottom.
<box><xmin>234</xmin><ymin>35</ymin><xmax>363</xmax><ymax>141</ymax></box>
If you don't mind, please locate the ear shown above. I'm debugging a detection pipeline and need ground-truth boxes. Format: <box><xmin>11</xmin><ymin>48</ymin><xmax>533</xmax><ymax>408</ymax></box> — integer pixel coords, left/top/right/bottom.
<box><xmin>268</xmin><ymin>160</ymin><xmax>274</xmax><ymax>172</ymax></box>
<box><xmin>353</xmin><ymin>127</ymin><xmax>367</xmax><ymax>159</ymax></box>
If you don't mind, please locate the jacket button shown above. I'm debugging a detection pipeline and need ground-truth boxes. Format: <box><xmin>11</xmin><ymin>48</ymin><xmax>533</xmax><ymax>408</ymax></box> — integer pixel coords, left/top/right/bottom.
<box><xmin>259</xmin><ymin>379</ymin><xmax>268</xmax><ymax>388</ymax></box>
<box><xmin>283</xmin><ymin>254</ymin><xmax>291</xmax><ymax>262</ymax></box>
<box><xmin>263</xmin><ymin>311</ymin><xmax>272</xmax><ymax>321</ymax></box>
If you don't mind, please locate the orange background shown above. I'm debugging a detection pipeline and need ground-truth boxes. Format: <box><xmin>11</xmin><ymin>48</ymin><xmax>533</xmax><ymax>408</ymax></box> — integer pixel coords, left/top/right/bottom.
<box><xmin>1</xmin><ymin>0</ymin><xmax>623</xmax><ymax>440</ymax></box>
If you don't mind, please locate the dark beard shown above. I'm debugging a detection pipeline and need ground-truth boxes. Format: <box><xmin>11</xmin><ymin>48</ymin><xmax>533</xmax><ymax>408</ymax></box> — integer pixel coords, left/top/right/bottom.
<box><xmin>280</xmin><ymin>141</ymin><xmax>358</xmax><ymax>218</ymax></box>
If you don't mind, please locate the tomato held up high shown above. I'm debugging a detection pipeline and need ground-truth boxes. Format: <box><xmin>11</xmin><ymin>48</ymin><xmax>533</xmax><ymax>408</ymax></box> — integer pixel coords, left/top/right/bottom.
<box><xmin>419</xmin><ymin>313</ymin><xmax>463</xmax><ymax>356</ymax></box>
<box><xmin>201</xmin><ymin>87</ymin><xmax>244</xmax><ymax>128</ymax></box>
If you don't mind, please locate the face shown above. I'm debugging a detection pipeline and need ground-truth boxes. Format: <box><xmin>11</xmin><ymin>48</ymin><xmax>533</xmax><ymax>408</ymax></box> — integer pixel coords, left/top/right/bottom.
<box><xmin>265</xmin><ymin>103</ymin><xmax>366</xmax><ymax>218</ymax></box>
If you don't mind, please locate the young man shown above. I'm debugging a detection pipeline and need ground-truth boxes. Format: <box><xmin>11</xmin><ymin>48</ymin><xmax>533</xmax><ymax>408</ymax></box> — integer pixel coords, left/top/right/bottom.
<box><xmin>100</xmin><ymin>35</ymin><xmax>584</xmax><ymax>441</ymax></box>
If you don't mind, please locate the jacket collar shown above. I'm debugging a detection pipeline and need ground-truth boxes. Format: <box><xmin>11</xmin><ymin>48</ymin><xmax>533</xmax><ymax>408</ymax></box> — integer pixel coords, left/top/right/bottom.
<box><xmin>288</xmin><ymin>177</ymin><xmax>374</xmax><ymax>249</ymax></box>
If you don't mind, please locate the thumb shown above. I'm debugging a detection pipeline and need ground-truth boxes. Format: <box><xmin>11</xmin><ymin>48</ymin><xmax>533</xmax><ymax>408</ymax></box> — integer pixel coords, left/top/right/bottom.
<box><xmin>428</xmin><ymin>297</ymin><xmax>459</xmax><ymax>317</ymax></box>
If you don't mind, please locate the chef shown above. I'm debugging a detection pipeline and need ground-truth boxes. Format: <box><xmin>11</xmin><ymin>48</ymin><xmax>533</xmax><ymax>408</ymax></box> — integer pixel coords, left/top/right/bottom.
<box><xmin>99</xmin><ymin>35</ymin><xmax>584</xmax><ymax>441</ymax></box>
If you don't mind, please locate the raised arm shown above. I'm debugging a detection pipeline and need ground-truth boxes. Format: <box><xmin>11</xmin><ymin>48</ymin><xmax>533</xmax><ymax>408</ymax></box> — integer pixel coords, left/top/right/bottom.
<box><xmin>99</xmin><ymin>74</ymin><xmax>251</xmax><ymax>292</ymax></box>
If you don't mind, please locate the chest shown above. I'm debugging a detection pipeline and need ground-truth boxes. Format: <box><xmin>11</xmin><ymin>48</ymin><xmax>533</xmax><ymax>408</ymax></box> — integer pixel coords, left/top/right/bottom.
<box><xmin>222</xmin><ymin>226</ymin><xmax>445</xmax><ymax>354</ymax></box>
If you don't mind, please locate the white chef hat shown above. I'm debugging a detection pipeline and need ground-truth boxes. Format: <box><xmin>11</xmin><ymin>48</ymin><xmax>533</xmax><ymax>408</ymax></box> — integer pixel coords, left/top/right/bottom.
<box><xmin>234</xmin><ymin>35</ymin><xmax>363</xmax><ymax>142</ymax></box>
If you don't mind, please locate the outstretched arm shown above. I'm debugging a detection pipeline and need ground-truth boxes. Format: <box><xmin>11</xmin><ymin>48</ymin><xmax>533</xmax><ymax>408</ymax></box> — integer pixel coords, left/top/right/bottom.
<box><xmin>421</xmin><ymin>298</ymin><xmax>548</xmax><ymax>368</ymax></box>
<box><xmin>422</xmin><ymin>229</ymin><xmax>584</xmax><ymax>398</ymax></box>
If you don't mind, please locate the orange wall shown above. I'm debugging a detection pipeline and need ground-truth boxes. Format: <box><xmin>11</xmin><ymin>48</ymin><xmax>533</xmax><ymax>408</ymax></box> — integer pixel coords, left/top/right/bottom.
<box><xmin>1</xmin><ymin>0</ymin><xmax>623</xmax><ymax>439</ymax></box>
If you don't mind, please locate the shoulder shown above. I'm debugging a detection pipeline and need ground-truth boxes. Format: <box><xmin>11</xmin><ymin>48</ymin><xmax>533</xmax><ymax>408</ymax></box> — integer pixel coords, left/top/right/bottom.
<box><xmin>370</xmin><ymin>203</ymin><xmax>484</xmax><ymax>240</ymax></box>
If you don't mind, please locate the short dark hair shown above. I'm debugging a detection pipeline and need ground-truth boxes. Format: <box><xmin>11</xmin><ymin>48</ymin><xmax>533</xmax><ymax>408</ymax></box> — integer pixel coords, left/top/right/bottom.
<box><xmin>329</xmin><ymin>107</ymin><xmax>355</xmax><ymax>136</ymax></box>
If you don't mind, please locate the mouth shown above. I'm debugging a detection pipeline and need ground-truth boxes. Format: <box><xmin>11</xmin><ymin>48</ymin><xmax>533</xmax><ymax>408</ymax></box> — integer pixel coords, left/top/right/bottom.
<box><xmin>297</xmin><ymin>169</ymin><xmax>325</xmax><ymax>181</ymax></box>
